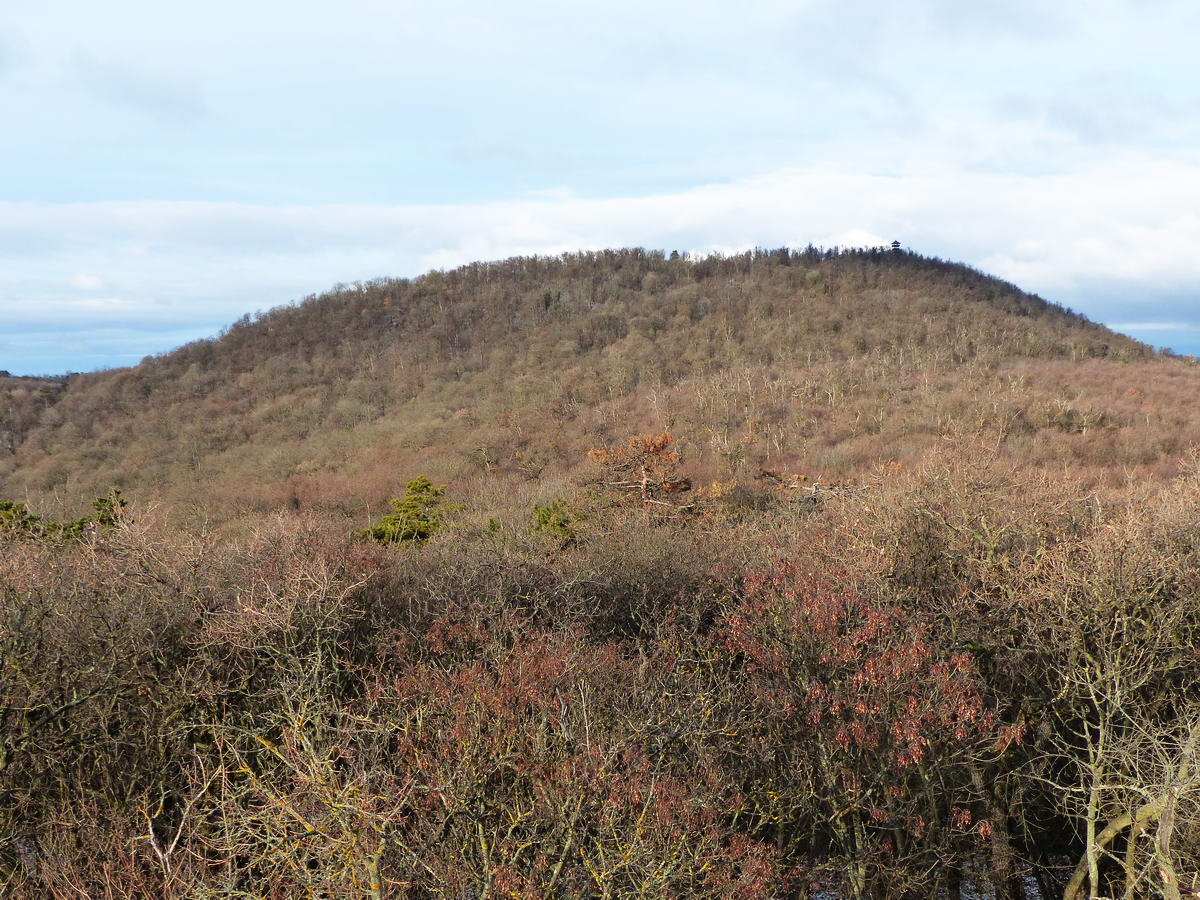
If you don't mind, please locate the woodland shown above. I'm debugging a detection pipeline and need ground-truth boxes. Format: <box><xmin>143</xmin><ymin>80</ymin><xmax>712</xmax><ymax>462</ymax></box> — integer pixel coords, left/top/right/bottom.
<box><xmin>3</xmin><ymin>247</ymin><xmax>1200</xmax><ymax>898</ymax></box>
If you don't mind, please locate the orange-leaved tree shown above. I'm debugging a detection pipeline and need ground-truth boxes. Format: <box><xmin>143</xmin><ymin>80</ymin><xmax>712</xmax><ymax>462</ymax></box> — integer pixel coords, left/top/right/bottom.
<box><xmin>587</xmin><ymin>432</ymin><xmax>693</xmax><ymax>522</ymax></box>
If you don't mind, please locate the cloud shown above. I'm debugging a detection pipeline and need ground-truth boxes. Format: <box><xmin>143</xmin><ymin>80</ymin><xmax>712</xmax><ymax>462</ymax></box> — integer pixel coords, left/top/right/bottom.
<box><xmin>70</xmin><ymin>49</ymin><xmax>206</xmax><ymax>124</ymax></box>
<box><xmin>994</xmin><ymin>88</ymin><xmax>1183</xmax><ymax>147</ymax></box>
<box><xmin>924</xmin><ymin>0</ymin><xmax>1070</xmax><ymax>38</ymax></box>
<box><xmin>70</xmin><ymin>274</ymin><xmax>104</xmax><ymax>290</ymax></box>
<box><xmin>3</xmin><ymin>156</ymin><xmax>1200</xmax><ymax>372</ymax></box>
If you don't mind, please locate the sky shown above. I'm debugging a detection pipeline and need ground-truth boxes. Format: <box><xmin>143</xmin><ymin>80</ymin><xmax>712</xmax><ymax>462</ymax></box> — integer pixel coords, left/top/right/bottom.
<box><xmin>2</xmin><ymin>0</ymin><xmax>1199</xmax><ymax>374</ymax></box>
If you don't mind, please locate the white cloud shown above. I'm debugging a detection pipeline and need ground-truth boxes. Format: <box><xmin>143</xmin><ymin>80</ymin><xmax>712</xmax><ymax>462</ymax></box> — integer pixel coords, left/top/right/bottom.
<box><xmin>3</xmin><ymin>155</ymin><xmax>1200</xmax><ymax>372</ymax></box>
<box><xmin>70</xmin><ymin>274</ymin><xmax>104</xmax><ymax>290</ymax></box>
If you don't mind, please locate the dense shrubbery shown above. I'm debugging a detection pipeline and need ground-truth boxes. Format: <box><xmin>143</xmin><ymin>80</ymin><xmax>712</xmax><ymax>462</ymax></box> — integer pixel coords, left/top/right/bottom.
<box><xmin>531</xmin><ymin>497</ymin><xmax>579</xmax><ymax>545</ymax></box>
<box><xmin>0</xmin><ymin>490</ymin><xmax>125</xmax><ymax>540</ymax></box>
<box><xmin>3</xmin><ymin>449</ymin><xmax>1200</xmax><ymax>898</ymax></box>
<box><xmin>362</xmin><ymin>476</ymin><xmax>448</xmax><ymax>544</ymax></box>
<box><xmin>0</xmin><ymin>373</ymin><xmax>67</xmax><ymax>455</ymax></box>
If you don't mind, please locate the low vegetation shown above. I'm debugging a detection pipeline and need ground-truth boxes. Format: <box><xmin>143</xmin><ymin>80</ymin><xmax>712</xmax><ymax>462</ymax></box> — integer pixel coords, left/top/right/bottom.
<box><xmin>362</xmin><ymin>477</ymin><xmax>449</xmax><ymax>544</ymax></box>
<box><xmin>0</xmin><ymin>489</ymin><xmax>126</xmax><ymax>541</ymax></box>
<box><xmin>5</xmin><ymin>448</ymin><xmax>1200</xmax><ymax>897</ymax></box>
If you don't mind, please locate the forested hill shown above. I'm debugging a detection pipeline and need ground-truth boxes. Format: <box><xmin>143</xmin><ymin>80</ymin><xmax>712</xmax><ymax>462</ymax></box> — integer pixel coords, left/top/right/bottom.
<box><xmin>0</xmin><ymin>372</ymin><xmax>70</xmax><ymax>456</ymax></box>
<box><xmin>0</xmin><ymin>246</ymin><xmax>1190</xmax><ymax>516</ymax></box>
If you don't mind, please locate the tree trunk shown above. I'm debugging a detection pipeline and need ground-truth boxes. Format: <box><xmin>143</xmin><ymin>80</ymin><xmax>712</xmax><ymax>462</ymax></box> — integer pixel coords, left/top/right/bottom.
<box><xmin>1062</xmin><ymin>801</ymin><xmax>1163</xmax><ymax>900</ymax></box>
<box><xmin>1153</xmin><ymin>719</ymin><xmax>1200</xmax><ymax>900</ymax></box>
<box><xmin>971</xmin><ymin>767</ymin><xmax>1022</xmax><ymax>900</ymax></box>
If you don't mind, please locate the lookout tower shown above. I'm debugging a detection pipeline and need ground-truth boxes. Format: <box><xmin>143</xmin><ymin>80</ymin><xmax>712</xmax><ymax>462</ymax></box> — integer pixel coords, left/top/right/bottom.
<box><xmin>890</xmin><ymin>240</ymin><xmax>902</xmax><ymax>252</ymax></box>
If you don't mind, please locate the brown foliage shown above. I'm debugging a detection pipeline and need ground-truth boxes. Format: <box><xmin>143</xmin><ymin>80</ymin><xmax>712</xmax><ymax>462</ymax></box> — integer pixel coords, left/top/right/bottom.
<box><xmin>0</xmin><ymin>247</ymin><xmax>1178</xmax><ymax>523</ymax></box>
<box><xmin>4</xmin><ymin>454</ymin><xmax>1200</xmax><ymax>896</ymax></box>
<box><xmin>588</xmin><ymin>432</ymin><xmax>695</xmax><ymax>521</ymax></box>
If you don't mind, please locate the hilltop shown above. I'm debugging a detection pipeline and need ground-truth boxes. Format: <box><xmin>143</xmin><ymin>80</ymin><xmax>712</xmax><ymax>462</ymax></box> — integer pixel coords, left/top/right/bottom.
<box><xmin>0</xmin><ymin>246</ymin><xmax>1189</xmax><ymax>519</ymax></box>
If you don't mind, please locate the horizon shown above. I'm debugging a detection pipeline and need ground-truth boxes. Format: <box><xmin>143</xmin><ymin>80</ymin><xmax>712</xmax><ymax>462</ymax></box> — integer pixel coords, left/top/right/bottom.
<box><xmin>2</xmin><ymin>243</ymin><xmax>1190</xmax><ymax>380</ymax></box>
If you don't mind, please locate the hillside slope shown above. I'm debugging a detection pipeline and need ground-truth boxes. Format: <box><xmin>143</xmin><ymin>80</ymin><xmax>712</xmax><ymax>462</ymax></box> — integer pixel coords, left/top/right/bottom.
<box><xmin>0</xmin><ymin>373</ymin><xmax>69</xmax><ymax>456</ymax></box>
<box><xmin>0</xmin><ymin>246</ymin><xmax>1192</xmax><ymax>517</ymax></box>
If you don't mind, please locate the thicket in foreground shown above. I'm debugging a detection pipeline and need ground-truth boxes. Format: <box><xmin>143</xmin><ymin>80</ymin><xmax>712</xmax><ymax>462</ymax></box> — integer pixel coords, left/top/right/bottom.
<box><xmin>3</xmin><ymin>447</ymin><xmax>1200</xmax><ymax>897</ymax></box>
